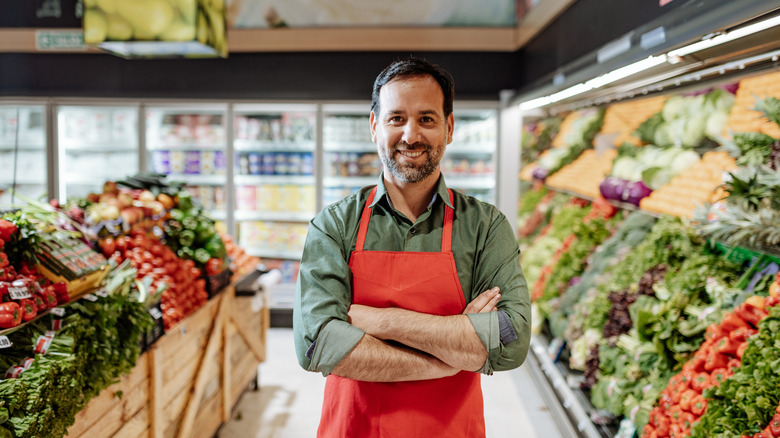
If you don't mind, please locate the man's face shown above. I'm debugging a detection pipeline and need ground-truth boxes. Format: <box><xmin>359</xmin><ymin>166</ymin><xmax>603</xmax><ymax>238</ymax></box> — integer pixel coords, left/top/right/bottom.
<box><xmin>370</xmin><ymin>75</ymin><xmax>454</xmax><ymax>185</ymax></box>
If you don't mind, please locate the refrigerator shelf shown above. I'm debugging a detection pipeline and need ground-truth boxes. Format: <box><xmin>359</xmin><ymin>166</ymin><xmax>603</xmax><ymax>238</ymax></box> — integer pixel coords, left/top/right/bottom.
<box><xmin>244</xmin><ymin>247</ymin><xmax>303</xmax><ymax>260</ymax></box>
<box><xmin>63</xmin><ymin>145</ymin><xmax>137</xmax><ymax>154</ymax></box>
<box><xmin>447</xmin><ymin>176</ymin><xmax>495</xmax><ymax>190</ymax></box>
<box><xmin>234</xmin><ymin>139</ymin><xmax>315</xmax><ymax>152</ymax></box>
<box><xmin>323</xmin><ymin>176</ymin><xmax>375</xmax><ymax>188</ymax></box>
<box><xmin>0</xmin><ymin>179</ymin><xmax>45</xmax><ymax>185</ymax></box>
<box><xmin>234</xmin><ymin>210</ymin><xmax>314</xmax><ymax>223</ymax></box>
<box><xmin>234</xmin><ymin>175</ymin><xmax>315</xmax><ymax>186</ymax></box>
<box><xmin>0</xmin><ymin>145</ymin><xmax>45</xmax><ymax>151</ymax></box>
<box><xmin>446</xmin><ymin>142</ymin><xmax>496</xmax><ymax>154</ymax></box>
<box><xmin>323</xmin><ymin>141</ymin><xmax>375</xmax><ymax>152</ymax></box>
<box><xmin>147</xmin><ymin>143</ymin><xmax>225</xmax><ymax>151</ymax></box>
<box><xmin>165</xmin><ymin>174</ymin><xmax>226</xmax><ymax>185</ymax></box>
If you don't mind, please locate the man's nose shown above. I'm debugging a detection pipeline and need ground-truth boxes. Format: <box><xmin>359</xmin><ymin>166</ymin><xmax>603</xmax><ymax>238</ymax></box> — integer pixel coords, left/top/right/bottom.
<box><xmin>401</xmin><ymin>122</ymin><xmax>422</xmax><ymax>145</ymax></box>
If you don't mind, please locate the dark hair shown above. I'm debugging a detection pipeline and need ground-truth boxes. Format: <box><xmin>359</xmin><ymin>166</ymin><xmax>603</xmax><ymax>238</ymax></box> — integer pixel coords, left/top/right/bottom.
<box><xmin>370</xmin><ymin>58</ymin><xmax>455</xmax><ymax>118</ymax></box>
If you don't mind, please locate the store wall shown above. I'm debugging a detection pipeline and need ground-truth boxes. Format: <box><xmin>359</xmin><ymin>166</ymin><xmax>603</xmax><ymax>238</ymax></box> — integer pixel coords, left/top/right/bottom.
<box><xmin>0</xmin><ymin>51</ymin><xmax>521</xmax><ymax>102</ymax></box>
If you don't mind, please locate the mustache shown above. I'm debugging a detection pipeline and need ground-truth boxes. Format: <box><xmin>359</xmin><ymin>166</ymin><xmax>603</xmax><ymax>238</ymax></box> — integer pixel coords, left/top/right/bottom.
<box><xmin>393</xmin><ymin>141</ymin><xmax>431</xmax><ymax>151</ymax></box>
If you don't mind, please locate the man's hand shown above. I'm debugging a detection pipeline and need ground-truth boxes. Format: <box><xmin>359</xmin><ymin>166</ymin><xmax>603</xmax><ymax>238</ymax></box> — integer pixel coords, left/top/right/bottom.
<box><xmin>348</xmin><ymin>304</ymin><xmax>383</xmax><ymax>336</ymax></box>
<box><xmin>462</xmin><ymin>287</ymin><xmax>501</xmax><ymax>314</ymax></box>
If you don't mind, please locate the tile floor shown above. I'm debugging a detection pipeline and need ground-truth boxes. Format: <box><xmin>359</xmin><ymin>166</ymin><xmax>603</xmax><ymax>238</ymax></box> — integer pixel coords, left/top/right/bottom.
<box><xmin>218</xmin><ymin>328</ymin><xmax>563</xmax><ymax>438</ymax></box>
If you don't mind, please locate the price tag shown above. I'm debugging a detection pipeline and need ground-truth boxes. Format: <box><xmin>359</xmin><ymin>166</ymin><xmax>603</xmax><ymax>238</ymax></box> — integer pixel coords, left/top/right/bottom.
<box><xmin>34</xmin><ymin>335</ymin><xmax>53</xmax><ymax>355</ymax></box>
<box><xmin>51</xmin><ymin>307</ymin><xmax>66</xmax><ymax>317</ymax></box>
<box><xmin>83</xmin><ymin>294</ymin><xmax>98</xmax><ymax>302</ymax></box>
<box><xmin>0</xmin><ymin>336</ymin><xmax>11</xmax><ymax>349</ymax></box>
<box><xmin>149</xmin><ymin>308</ymin><xmax>163</xmax><ymax>320</ymax></box>
<box><xmin>9</xmin><ymin>286</ymin><xmax>32</xmax><ymax>300</ymax></box>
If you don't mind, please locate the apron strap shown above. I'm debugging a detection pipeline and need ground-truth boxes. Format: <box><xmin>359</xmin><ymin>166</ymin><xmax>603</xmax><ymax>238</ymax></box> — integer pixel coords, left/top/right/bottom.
<box><xmin>442</xmin><ymin>189</ymin><xmax>454</xmax><ymax>252</ymax></box>
<box><xmin>355</xmin><ymin>186</ymin><xmax>455</xmax><ymax>253</ymax></box>
<box><xmin>355</xmin><ymin>187</ymin><xmax>377</xmax><ymax>252</ymax></box>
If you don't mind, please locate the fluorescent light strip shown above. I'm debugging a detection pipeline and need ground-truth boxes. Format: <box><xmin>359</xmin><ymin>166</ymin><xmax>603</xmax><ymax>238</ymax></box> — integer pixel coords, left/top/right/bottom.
<box><xmin>668</xmin><ymin>14</ymin><xmax>780</xmax><ymax>58</ymax></box>
<box><xmin>519</xmin><ymin>13</ymin><xmax>780</xmax><ymax>111</ymax></box>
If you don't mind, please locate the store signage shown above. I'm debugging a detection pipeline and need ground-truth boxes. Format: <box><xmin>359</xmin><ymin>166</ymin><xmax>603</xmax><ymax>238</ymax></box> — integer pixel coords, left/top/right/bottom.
<box><xmin>0</xmin><ymin>336</ymin><xmax>11</xmax><ymax>349</ymax></box>
<box><xmin>8</xmin><ymin>285</ymin><xmax>31</xmax><ymax>300</ymax></box>
<box><xmin>35</xmin><ymin>29</ymin><xmax>85</xmax><ymax>51</ymax></box>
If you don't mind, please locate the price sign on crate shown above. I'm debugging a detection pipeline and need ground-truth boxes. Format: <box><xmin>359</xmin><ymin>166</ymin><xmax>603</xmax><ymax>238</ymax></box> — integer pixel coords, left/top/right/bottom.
<box><xmin>0</xmin><ymin>336</ymin><xmax>12</xmax><ymax>349</ymax></box>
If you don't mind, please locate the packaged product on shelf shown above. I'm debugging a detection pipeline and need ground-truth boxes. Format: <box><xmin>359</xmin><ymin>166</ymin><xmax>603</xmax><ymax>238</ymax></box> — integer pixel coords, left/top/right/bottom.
<box><xmin>301</xmin><ymin>152</ymin><xmax>315</xmax><ymax>175</ymax></box>
<box><xmin>184</xmin><ymin>151</ymin><xmax>201</xmax><ymax>175</ymax></box>
<box><xmin>237</xmin><ymin>186</ymin><xmax>257</xmax><ymax>211</ymax></box>
<box><xmin>170</xmin><ymin>151</ymin><xmax>186</xmax><ymax>174</ymax></box>
<box><xmin>287</xmin><ymin>153</ymin><xmax>302</xmax><ymax>175</ymax></box>
<box><xmin>248</xmin><ymin>152</ymin><xmax>262</xmax><ymax>175</ymax></box>
<box><xmin>200</xmin><ymin>151</ymin><xmax>215</xmax><ymax>174</ymax></box>
<box><xmin>151</xmin><ymin>150</ymin><xmax>171</xmax><ymax>174</ymax></box>
<box><xmin>214</xmin><ymin>187</ymin><xmax>226</xmax><ymax>209</ymax></box>
<box><xmin>214</xmin><ymin>150</ymin><xmax>226</xmax><ymax>174</ymax></box>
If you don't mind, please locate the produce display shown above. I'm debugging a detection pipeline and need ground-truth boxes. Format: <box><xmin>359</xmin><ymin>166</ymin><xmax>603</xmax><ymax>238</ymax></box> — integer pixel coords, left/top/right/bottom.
<box><xmin>546</xmin><ymin>148</ymin><xmax>617</xmax><ymax>199</ymax></box>
<box><xmin>640</xmin><ymin>151</ymin><xmax>736</xmax><ymax>218</ymax></box>
<box><xmin>522</xmin><ymin>109</ymin><xmax>605</xmax><ymax>182</ymax></box>
<box><xmin>520</xmin><ymin>69</ymin><xmax>780</xmax><ymax>438</ymax></box>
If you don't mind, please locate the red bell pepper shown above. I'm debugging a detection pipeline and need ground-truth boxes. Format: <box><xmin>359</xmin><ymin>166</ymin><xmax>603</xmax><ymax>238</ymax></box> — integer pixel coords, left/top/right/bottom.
<box><xmin>37</xmin><ymin>289</ymin><xmax>57</xmax><ymax>309</ymax></box>
<box><xmin>32</xmin><ymin>293</ymin><xmax>47</xmax><ymax>312</ymax></box>
<box><xmin>705</xmin><ymin>324</ymin><xmax>724</xmax><ymax>342</ymax></box>
<box><xmin>737</xmin><ymin>341</ymin><xmax>749</xmax><ymax>359</ymax></box>
<box><xmin>0</xmin><ymin>301</ymin><xmax>21</xmax><ymax>328</ymax></box>
<box><xmin>730</xmin><ymin>327</ymin><xmax>758</xmax><ymax>343</ymax></box>
<box><xmin>52</xmin><ymin>282</ymin><xmax>70</xmax><ymax>304</ymax></box>
<box><xmin>0</xmin><ymin>252</ymin><xmax>8</xmax><ymax>268</ymax></box>
<box><xmin>680</xmin><ymin>389</ymin><xmax>698</xmax><ymax>411</ymax></box>
<box><xmin>727</xmin><ymin>358</ymin><xmax>742</xmax><ymax>371</ymax></box>
<box><xmin>705</xmin><ymin>350</ymin><xmax>729</xmax><ymax>372</ymax></box>
<box><xmin>691</xmin><ymin>394</ymin><xmax>708</xmax><ymax>416</ymax></box>
<box><xmin>721</xmin><ymin>312</ymin><xmax>751</xmax><ymax>332</ymax></box>
<box><xmin>684</xmin><ymin>352</ymin><xmax>707</xmax><ymax>373</ymax></box>
<box><xmin>715</xmin><ymin>336</ymin><xmax>741</xmax><ymax>355</ymax></box>
<box><xmin>18</xmin><ymin>298</ymin><xmax>37</xmax><ymax>322</ymax></box>
<box><xmin>680</xmin><ymin>412</ymin><xmax>696</xmax><ymax>430</ymax></box>
<box><xmin>691</xmin><ymin>372</ymin><xmax>711</xmax><ymax>392</ymax></box>
<box><xmin>0</xmin><ymin>219</ymin><xmax>18</xmax><ymax>241</ymax></box>
<box><xmin>736</xmin><ymin>303</ymin><xmax>768</xmax><ymax>328</ymax></box>
<box><xmin>710</xmin><ymin>367</ymin><xmax>730</xmax><ymax>385</ymax></box>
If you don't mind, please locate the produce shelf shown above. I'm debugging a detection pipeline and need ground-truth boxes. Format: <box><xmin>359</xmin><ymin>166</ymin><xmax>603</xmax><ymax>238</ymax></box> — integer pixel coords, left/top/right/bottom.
<box><xmin>528</xmin><ymin>335</ymin><xmax>613</xmax><ymax>438</ymax></box>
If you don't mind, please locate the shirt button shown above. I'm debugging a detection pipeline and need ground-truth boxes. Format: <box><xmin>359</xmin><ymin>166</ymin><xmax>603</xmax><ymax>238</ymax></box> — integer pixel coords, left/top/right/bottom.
<box><xmin>410</xmin><ymin>228</ymin><xmax>416</xmax><ymax>235</ymax></box>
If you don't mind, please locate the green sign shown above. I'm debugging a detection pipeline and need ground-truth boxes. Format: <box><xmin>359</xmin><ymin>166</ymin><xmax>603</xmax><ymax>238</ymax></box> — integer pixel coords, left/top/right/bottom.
<box><xmin>35</xmin><ymin>30</ymin><xmax>85</xmax><ymax>51</ymax></box>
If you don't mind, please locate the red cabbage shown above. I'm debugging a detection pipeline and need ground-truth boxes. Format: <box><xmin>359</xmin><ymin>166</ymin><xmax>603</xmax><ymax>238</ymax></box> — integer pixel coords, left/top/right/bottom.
<box><xmin>531</xmin><ymin>167</ymin><xmax>549</xmax><ymax>181</ymax></box>
<box><xmin>622</xmin><ymin>180</ymin><xmax>652</xmax><ymax>206</ymax></box>
<box><xmin>599</xmin><ymin>177</ymin><xmax>628</xmax><ymax>201</ymax></box>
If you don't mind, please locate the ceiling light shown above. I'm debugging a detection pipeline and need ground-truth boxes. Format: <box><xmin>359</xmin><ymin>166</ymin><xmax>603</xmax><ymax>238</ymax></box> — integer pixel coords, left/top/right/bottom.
<box><xmin>667</xmin><ymin>14</ymin><xmax>780</xmax><ymax>58</ymax></box>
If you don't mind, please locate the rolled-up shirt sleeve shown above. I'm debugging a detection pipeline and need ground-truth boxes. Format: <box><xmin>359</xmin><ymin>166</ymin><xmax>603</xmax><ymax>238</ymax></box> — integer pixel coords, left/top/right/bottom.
<box><xmin>466</xmin><ymin>210</ymin><xmax>531</xmax><ymax>375</ymax></box>
<box><xmin>293</xmin><ymin>205</ymin><xmax>364</xmax><ymax>376</ymax></box>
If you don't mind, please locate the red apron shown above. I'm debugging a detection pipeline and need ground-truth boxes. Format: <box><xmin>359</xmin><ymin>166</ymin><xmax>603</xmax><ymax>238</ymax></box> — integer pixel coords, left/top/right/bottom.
<box><xmin>318</xmin><ymin>187</ymin><xmax>485</xmax><ymax>438</ymax></box>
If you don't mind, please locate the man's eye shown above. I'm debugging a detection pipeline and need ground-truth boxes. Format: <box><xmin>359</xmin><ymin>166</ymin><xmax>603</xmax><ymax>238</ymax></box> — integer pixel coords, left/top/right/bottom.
<box><xmin>389</xmin><ymin>116</ymin><xmax>404</xmax><ymax>123</ymax></box>
<box><xmin>421</xmin><ymin>117</ymin><xmax>434</xmax><ymax>123</ymax></box>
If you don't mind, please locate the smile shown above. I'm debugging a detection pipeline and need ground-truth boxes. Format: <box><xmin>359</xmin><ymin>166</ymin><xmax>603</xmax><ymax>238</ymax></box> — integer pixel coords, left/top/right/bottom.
<box><xmin>397</xmin><ymin>150</ymin><xmax>424</xmax><ymax>158</ymax></box>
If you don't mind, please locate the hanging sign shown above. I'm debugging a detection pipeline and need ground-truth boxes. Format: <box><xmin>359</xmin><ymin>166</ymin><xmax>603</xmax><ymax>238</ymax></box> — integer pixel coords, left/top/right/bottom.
<box><xmin>35</xmin><ymin>29</ymin><xmax>85</xmax><ymax>50</ymax></box>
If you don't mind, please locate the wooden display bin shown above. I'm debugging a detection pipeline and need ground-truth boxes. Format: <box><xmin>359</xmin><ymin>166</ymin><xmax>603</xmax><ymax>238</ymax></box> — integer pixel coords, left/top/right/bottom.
<box><xmin>67</xmin><ymin>285</ymin><xmax>270</xmax><ymax>438</ymax></box>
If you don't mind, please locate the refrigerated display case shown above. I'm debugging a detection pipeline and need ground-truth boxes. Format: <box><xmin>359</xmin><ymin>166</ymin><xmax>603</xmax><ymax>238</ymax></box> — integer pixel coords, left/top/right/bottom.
<box><xmin>232</xmin><ymin>104</ymin><xmax>317</xmax><ymax>261</ymax></box>
<box><xmin>56</xmin><ymin>104</ymin><xmax>139</xmax><ymax>201</ymax></box>
<box><xmin>0</xmin><ymin>103</ymin><xmax>47</xmax><ymax>206</ymax></box>
<box><xmin>322</xmin><ymin>104</ymin><xmax>379</xmax><ymax>206</ymax></box>
<box><xmin>445</xmin><ymin>106</ymin><xmax>498</xmax><ymax>203</ymax></box>
<box><xmin>145</xmin><ymin>104</ymin><xmax>228</xmax><ymax>221</ymax></box>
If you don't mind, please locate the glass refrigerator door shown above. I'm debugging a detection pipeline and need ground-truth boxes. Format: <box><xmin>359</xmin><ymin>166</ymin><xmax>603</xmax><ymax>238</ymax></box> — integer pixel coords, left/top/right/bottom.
<box><xmin>321</xmin><ymin>104</ymin><xmax>380</xmax><ymax>206</ymax></box>
<box><xmin>445</xmin><ymin>106</ymin><xmax>498</xmax><ymax>203</ymax></box>
<box><xmin>145</xmin><ymin>104</ymin><xmax>228</xmax><ymax>223</ymax></box>
<box><xmin>57</xmin><ymin>104</ymin><xmax>139</xmax><ymax>201</ymax></box>
<box><xmin>233</xmin><ymin>104</ymin><xmax>316</xmax><ymax>263</ymax></box>
<box><xmin>0</xmin><ymin>104</ymin><xmax>47</xmax><ymax>207</ymax></box>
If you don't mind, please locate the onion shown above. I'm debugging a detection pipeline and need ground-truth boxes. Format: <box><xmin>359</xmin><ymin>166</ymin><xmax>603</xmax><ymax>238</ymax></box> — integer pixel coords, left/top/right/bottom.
<box><xmin>622</xmin><ymin>180</ymin><xmax>653</xmax><ymax>206</ymax></box>
<box><xmin>531</xmin><ymin>167</ymin><xmax>549</xmax><ymax>181</ymax></box>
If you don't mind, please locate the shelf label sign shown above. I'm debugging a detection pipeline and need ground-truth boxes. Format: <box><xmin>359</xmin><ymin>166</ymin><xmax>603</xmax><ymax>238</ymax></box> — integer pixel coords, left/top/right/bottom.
<box><xmin>0</xmin><ymin>336</ymin><xmax>11</xmax><ymax>349</ymax></box>
<box><xmin>35</xmin><ymin>30</ymin><xmax>85</xmax><ymax>51</ymax></box>
<box><xmin>8</xmin><ymin>286</ymin><xmax>31</xmax><ymax>300</ymax></box>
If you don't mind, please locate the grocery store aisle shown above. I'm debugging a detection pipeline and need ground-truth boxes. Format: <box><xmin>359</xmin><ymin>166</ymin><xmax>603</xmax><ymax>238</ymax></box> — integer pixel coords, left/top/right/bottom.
<box><xmin>218</xmin><ymin>328</ymin><xmax>562</xmax><ymax>438</ymax></box>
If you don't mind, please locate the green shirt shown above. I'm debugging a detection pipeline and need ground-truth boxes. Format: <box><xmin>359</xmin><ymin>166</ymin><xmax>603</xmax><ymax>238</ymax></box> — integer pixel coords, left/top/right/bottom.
<box><xmin>293</xmin><ymin>174</ymin><xmax>531</xmax><ymax>376</ymax></box>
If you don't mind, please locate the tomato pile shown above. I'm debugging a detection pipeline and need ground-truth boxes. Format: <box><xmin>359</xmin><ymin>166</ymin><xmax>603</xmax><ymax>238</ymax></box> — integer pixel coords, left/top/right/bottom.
<box><xmin>101</xmin><ymin>232</ymin><xmax>208</xmax><ymax>330</ymax></box>
<box><xmin>643</xmin><ymin>295</ymin><xmax>777</xmax><ymax>438</ymax></box>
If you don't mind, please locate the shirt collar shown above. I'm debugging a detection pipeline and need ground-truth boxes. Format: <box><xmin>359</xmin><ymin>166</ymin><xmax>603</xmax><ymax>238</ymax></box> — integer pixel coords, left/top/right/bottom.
<box><xmin>371</xmin><ymin>172</ymin><xmax>453</xmax><ymax>210</ymax></box>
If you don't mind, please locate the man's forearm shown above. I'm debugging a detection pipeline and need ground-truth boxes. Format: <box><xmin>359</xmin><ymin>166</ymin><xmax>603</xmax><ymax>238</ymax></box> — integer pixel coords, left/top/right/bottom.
<box><xmin>331</xmin><ymin>333</ymin><xmax>458</xmax><ymax>382</ymax></box>
<box><xmin>355</xmin><ymin>307</ymin><xmax>488</xmax><ymax>371</ymax></box>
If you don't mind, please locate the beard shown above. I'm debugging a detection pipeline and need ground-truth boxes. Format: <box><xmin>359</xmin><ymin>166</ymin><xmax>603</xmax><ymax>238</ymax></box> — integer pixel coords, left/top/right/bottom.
<box><xmin>379</xmin><ymin>141</ymin><xmax>444</xmax><ymax>183</ymax></box>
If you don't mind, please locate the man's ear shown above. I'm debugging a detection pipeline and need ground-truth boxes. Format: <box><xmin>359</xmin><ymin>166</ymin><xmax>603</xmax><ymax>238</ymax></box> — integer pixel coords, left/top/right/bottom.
<box><xmin>370</xmin><ymin>111</ymin><xmax>377</xmax><ymax>143</ymax></box>
<box><xmin>446</xmin><ymin>113</ymin><xmax>454</xmax><ymax>144</ymax></box>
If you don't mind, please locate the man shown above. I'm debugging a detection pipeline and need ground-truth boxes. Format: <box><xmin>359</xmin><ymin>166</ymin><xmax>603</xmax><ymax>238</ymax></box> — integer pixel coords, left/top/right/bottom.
<box><xmin>293</xmin><ymin>57</ymin><xmax>531</xmax><ymax>437</ymax></box>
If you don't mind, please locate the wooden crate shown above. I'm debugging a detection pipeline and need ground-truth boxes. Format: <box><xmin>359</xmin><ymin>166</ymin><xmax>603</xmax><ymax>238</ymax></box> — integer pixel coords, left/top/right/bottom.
<box><xmin>67</xmin><ymin>285</ymin><xmax>270</xmax><ymax>438</ymax></box>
